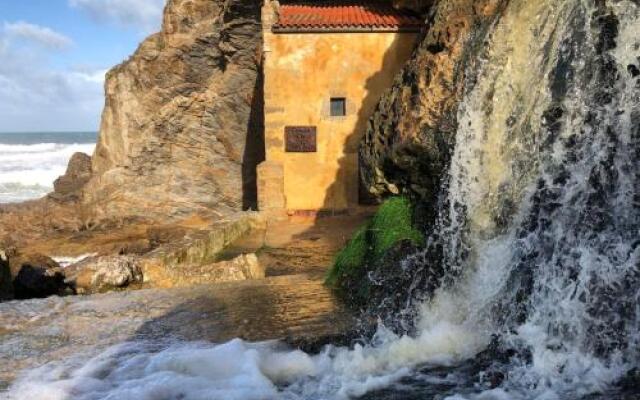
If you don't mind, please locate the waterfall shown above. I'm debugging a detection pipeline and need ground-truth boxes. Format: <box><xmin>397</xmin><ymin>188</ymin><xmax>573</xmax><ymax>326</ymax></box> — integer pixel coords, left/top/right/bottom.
<box><xmin>4</xmin><ymin>0</ymin><xmax>639</xmax><ymax>399</ymax></box>
<box><xmin>411</xmin><ymin>0</ymin><xmax>640</xmax><ymax>396</ymax></box>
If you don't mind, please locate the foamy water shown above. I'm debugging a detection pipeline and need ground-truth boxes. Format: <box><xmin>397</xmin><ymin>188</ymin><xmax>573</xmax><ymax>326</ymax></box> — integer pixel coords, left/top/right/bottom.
<box><xmin>0</xmin><ymin>132</ymin><xmax>96</xmax><ymax>203</ymax></box>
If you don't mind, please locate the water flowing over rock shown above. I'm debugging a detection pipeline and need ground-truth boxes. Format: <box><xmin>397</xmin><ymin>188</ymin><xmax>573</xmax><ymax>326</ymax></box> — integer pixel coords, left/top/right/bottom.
<box><xmin>367</xmin><ymin>0</ymin><xmax>640</xmax><ymax>397</ymax></box>
<box><xmin>83</xmin><ymin>0</ymin><xmax>264</xmax><ymax>222</ymax></box>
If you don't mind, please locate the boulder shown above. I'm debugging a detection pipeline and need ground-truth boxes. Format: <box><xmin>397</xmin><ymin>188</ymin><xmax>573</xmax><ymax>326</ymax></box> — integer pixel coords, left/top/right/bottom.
<box><xmin>151</xmin><ymin>253</ymin><xmax>265</xmax><ymax>287</ymax></box>
<box><xmin>210</xmin><ymin>253</ymin><xmax>264</xmax><ymax>282</ymax></box>
<box><xmin>68</xmin><ymin>256</ymin><xmax>144</xmax><ymax>294</ymax></box>
<box><xmin>8</xmin><ymin>251</ymin><xmax>67</xmax><ymax>299</ymax></box>
<box><xmin>51</xmin><ymin>152</ymin><xmax>92</xmax><ymax>202</ymax></box>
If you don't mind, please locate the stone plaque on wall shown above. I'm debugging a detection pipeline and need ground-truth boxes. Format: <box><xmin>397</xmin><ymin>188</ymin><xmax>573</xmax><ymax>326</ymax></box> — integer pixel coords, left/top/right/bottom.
<box><xmin>285</xmin><ymin>126</ymin><xmax>317</xmax><ymax>152</ymax></box>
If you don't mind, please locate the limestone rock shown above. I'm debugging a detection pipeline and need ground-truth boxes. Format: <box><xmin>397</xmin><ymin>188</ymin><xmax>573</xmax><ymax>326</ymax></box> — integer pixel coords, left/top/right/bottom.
<box><xmin>51</xmin><ymin>152</ymin><xmax>92</xmax><ymax>202</ymax></box>
<box><xmin>68</xmin><ymin>256</ymin><xmax>144</xmax><ymax>294</ymax></box>
<box><xmin>82</xmin><ymin>0</ymin><xmax>264</xmax><ymax>222</ymax></box>
<box><xmin>360</xmin><ymin>0</ymin><xmax>506</xmax><ymax>209</ymax></box>
<box><xmin>183</xmin><ymin>253</ymin><xmax>265</xmax><ymax>285</ymax></box>
<box><xmin>152</xmin><ymin>253</ymin><xmax>265</xmax><ymax>287</ymax></box>
<box><xmin>204</xmin><ymin>253</ymin><xmax>264</xmax><ymax>283</ymax></box>
<box><xmin>8</xmin><ymin>251</ymin><xmax>67</xmax><ymax>299</ymax></box>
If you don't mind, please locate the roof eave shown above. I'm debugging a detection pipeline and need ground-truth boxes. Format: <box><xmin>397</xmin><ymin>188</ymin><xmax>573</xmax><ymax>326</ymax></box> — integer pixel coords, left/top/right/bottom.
<box><xmin>271</xmin><ymin>25</ymin><xmax>422</xmax><ymax>34</ymax></box>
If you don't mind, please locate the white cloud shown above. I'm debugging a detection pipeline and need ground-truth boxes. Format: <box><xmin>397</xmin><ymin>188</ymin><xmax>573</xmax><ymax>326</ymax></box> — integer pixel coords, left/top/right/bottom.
<box><xmin>71</xmin><ymin>68</ymin><xmax>108</xmax><ymax>84</ymax></box>
<box><xmin>69</xmin><ymin>0</ymin><xmax>166</xmax><ymax>33</ymax></box>
<box><xmin>4</xmin><ymin>21</ymin><xmax>73</xmax><ymax>50</ymax></box>
<box><xmin>0</xmin><ymin>25</ymin><xmax>104</xmax><ymax>132</ymax></box>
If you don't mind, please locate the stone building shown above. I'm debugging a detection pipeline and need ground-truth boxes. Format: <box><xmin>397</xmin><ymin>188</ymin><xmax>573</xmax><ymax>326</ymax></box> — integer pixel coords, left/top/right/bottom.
<box><xmin>258</xmin><ymin>1</ymin><xmax>421</xmax><ymax>216</ymax></box>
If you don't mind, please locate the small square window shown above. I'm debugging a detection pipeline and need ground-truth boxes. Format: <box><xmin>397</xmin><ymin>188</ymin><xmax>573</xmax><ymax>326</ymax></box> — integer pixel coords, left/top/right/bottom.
<box><xmin>330</xmin><ymin>98</ymin><xmax>346</xmax><ymax>117</ymax></box>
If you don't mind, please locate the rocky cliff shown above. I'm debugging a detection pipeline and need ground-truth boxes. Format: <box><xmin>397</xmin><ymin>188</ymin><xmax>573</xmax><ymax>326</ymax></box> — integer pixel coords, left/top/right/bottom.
<box><xmin>360</xmin><ymin>0</ymin><xmax>507</xmax><ymax>215</ymax></box>
<box><xmin>84</xmin><ymin>0</ymin><xmax>264</xmax><ymax>223</ymax></box>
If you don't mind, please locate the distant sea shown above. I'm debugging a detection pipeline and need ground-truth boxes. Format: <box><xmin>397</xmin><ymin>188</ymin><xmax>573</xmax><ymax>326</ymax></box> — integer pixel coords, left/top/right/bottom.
<box><xmin>0</xmin><ymin>132</ymin><xmax>97</xmax><ymax>204</ymax></box>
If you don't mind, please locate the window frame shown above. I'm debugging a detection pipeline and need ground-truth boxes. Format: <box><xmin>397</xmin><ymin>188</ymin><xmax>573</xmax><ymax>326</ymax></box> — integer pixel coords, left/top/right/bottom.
<box><xmin>329</xmin><ymin>97</ymin><xmax>347</xmax><ymax>117</ymax></box>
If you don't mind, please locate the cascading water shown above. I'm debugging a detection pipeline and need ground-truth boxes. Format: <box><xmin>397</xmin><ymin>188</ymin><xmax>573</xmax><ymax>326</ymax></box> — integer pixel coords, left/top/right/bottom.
<box><xmin>414</xmin><ymin>0</ymin><xmax>640</xmax><ymax>396</ymax></box>
<box><xmin>3</xmin><ymin>0</ymin><xmax>639</xmax><ymax>399</ymax></box>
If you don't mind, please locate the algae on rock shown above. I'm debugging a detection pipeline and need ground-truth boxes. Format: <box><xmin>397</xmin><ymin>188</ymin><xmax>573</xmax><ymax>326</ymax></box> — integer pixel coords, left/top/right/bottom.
<box><xmin>326</xmin><ymin>197</ymin><xmax>424</xmax><ymax>307</ymax></box>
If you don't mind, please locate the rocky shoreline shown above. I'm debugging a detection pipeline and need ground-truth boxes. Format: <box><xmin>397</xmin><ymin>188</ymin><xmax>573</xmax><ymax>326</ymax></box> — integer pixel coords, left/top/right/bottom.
<box><xmin>0</xmin><ymin>211</ymin><xmax>368</xmax><ymax>389</ymax></box>
<box><xmin>0</xmin><ymin>210</ymin><xmax>262</xmax><ymax>300</ymax></box>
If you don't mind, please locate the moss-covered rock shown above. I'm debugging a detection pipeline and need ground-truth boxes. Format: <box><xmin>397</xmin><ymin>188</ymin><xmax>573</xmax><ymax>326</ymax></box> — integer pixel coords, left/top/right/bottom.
<box><xmin>326</xmin><ymin>197</ymin><xmax>425</xmax><ymax>321</ymax></box>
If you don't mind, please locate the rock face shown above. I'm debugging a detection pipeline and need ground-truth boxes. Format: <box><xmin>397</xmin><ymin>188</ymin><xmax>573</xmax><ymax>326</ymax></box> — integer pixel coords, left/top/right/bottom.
<box><xmin>83</xmin><ymin>0</ymin><xmax>264</xmax><ymax>222</ymax></box>
<box><xmin>360</xmin><ymin>0</ymin><xmax>506</xmax><ymax>212</ymax></box>
<box><xmin>51</xmin><ymin>152</ymin><xmax>92</xmax><ymax>202</ymax></box>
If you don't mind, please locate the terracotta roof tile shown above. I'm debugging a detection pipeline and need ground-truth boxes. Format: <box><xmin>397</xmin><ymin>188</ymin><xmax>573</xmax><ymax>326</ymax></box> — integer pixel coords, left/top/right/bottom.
<box><xmin>273</xmin><ymin>2</ymin><xmax>423</xmax><ymax>32</ymax></box>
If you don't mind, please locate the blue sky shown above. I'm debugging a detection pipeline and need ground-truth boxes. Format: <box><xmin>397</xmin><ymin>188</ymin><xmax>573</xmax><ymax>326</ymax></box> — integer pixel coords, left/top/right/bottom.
<box><xmin>0</xmin><ymin>0</ymin><xmax>166</xmax><ymax>132</ymax></box>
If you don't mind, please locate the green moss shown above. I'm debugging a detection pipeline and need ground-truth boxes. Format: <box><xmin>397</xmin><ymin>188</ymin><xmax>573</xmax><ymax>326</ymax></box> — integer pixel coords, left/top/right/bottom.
<box><xmin>325</xmin><ymin>224</ymin><xmax>368</xmax><ymax>287</ymax></box>
<box><xmin>325</xmin><ymin>196</ymin><xmax>424</xmax><ymax>290</ymax></box>
<box><xmin>369</xmin><ymin>197</ymin><xmax>424</xmax><ymax>260</ymax></box>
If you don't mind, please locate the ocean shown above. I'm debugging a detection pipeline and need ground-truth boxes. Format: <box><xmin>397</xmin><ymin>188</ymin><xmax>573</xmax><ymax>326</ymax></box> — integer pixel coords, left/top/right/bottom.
<box><xmin>0</xmin><ymin>132</ymin><xmax>97</xmax><ymax>204</ymax></box>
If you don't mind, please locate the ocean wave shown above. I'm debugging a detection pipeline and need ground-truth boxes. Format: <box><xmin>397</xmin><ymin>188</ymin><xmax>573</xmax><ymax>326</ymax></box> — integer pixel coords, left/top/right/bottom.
<box><xmin>0</xmin><ymin>142</ymin><xmax>95</xmax><ymax>203</ymax></box>
<box><xmin>0</xmin><ymin>143</ymin><xmax>63</xmax><ymax>153</ymax></box>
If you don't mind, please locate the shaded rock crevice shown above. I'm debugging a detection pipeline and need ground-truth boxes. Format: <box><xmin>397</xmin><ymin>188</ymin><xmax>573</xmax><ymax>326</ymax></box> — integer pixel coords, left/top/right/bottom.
<box><xmin>360</xmin><ymin>0</ymin><xmax>509</xmax><ymax>224</ymax></box>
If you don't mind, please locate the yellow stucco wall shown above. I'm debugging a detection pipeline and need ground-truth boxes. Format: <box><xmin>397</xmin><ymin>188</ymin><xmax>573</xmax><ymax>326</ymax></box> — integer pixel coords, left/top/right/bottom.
<box><xmin>261</xmin><ymin>9</ymin><xmax>418</xmax><ymax>212</ymax></box>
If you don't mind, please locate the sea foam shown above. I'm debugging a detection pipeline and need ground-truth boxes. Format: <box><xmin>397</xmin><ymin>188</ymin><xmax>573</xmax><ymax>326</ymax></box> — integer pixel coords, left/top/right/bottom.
<box><xmin>0</xmin><ymin>142</ymin><xmax>95</xmax><ymax>203</ymax></box>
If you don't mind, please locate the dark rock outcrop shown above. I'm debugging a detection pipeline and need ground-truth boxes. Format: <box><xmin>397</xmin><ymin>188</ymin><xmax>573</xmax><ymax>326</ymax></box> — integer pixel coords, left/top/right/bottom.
<box><xmin>392</xmin><ymin>0</ymin><xmax>434</xmax><ymax>13</ymax></box>
<box><xmin>349</xmin><ymin>240</ymin><xmax>421</xmax><ymax>329</ymax></box>
<box><xmin>360</xmin><ymin>0</ymin><xmax>507</xmax><ymax>213</ymax></box>
<box><xmin>8</xmin><ymin>251</ymin><xmax>67</xmax><ymax>299</ymax></box>
<box><xmin>83</xmin><ymin>0</ymin><xmax>264</xmax><ymax>223</ymax></box>
<box><xmin>0</xmin><ymin>251</ymin><xmax>12</xmax><ymax>301</ymax></box>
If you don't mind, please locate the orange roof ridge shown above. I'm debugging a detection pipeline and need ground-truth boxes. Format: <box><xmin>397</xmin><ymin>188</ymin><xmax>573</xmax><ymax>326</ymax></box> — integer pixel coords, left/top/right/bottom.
<box><xmin>273</xmin><ymin>1</ymin><xmax>423</xmax><ymax>33</ymax></box>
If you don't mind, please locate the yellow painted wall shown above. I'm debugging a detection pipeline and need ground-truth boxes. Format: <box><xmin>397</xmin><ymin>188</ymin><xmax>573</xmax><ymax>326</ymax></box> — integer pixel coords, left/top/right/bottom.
<box><xmin>261</xmin><ymin>10</ymin><xmax>418</xmax><ymax>212</ymax></box>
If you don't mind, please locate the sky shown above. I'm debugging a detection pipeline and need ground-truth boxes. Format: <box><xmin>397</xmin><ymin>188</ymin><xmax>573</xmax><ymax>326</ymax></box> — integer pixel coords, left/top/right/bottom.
<box><xmin>0</xmin><ymin>0</ymin><xmax>167</xmax><ymax>132</ymax></box>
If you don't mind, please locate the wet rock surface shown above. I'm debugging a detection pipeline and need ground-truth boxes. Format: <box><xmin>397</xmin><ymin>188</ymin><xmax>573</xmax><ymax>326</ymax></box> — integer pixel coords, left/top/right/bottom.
<box><xmin>350</xmin><ymin>240</ymin><xmax>423</xmax><ymax>331</ymax></box>
<box><xmin>0</xmin><ymin>274</ymin><xmax>356</xmax><ymax>389</ymax></box>
<box><xmin>221</xmin><ymin>215</ymin><xmax>369</xmax><ymax>278</ymax></box>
